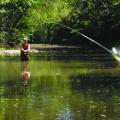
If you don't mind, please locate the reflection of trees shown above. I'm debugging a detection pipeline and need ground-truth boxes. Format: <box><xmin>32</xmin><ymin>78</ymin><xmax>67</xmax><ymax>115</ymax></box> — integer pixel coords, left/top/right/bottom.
<box><xmin>1</xmin><ymin>59</ymin><xmax>120</xmax><ymax>120</ymax></box>
<box><xmin>70</xmin><ymin>74</ymin><xmax>120</xmax><ymax>90</ymax></box>
<box><xmin>0</xmin><ymin>61</ymin><xmax>32</xmax><ymax>120</ymax></box>
<box><xmin>69</xmin><ymin>74</ymin><xmax>120</xmax><ymax>120</ymax></box>
<box><xmin>0</xmin><ymin>60</ymin><xmax>72</xmax><ymax>120</ymax></box>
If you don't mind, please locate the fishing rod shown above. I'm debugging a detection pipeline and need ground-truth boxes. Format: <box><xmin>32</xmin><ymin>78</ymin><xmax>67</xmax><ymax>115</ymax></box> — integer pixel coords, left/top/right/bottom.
<box><xmin>56</xmin><ymin>23</ymin><xmax>113</xmax><ymax>55</ymax></box>
<box><xmin>41</xmin><ymin>22</ymin><xmax>115</xmax><ymax>55</ymax></box>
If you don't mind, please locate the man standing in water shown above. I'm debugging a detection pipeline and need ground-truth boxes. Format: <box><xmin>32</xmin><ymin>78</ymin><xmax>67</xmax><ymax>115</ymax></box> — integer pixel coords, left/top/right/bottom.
<box><xmin>20</xmin><ymin>38</ymin><xmax>30</xmax><ymax>61</ymax></box>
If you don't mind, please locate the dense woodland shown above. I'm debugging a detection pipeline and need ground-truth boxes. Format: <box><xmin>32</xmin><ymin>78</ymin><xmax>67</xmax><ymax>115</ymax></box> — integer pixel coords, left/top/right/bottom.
<box><xmin>0</xmin><ymin>0</ymin><xmax>120</xmax><ymax>48</ymax></box>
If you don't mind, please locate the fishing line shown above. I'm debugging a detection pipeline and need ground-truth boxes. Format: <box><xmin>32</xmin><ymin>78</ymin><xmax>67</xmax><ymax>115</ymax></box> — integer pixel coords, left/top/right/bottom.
<box><xmin>41</xmin><ymin>22</ymin><xmax>114</xmax><ymax>55</ymax></box>
<box><xmin>57</xmin><ymin>23</ymin><xmax>113</xmax><ymax>55</ymax></box>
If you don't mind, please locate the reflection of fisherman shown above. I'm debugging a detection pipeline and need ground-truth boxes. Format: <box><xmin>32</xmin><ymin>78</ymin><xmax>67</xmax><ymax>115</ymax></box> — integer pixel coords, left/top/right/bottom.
<box><xmin>20</xmin><ymin>38</ymin><xmax>30</xmax><ymax>61</ymax></box>
<box><xmin>21</xmin><ymin>61</ymin><xmax>30</xmax><ymax>85</ymax></box>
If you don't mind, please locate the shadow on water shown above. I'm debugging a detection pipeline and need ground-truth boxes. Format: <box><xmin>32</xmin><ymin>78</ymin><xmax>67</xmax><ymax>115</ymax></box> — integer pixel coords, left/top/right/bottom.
<box><xmin>70</xmin><ymin>71</ymin><xmax>120</xmax><ymax>91</ymax></box>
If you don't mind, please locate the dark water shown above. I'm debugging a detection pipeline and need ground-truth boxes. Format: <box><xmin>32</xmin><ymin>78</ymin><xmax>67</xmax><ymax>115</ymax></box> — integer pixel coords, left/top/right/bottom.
<box><xmin>0</xmin><ymin>48</ymin><xmax>120</xmax><ymax>120</ymax></box>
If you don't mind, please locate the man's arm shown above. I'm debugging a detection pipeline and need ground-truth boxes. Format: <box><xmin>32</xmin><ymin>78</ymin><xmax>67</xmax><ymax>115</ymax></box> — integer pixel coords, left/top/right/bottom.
<box><xmin>20</xmin><ymin>44</ymin><xmax>24</xmax><ymax>51</ymax></box>
<box><xmin>28</xmin><ymin>44</ymin><xmax>30</xmax><ymax>51</ymax></box>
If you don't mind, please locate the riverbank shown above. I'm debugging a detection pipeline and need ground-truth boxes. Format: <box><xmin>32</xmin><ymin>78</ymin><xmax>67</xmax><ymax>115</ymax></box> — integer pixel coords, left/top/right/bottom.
<box><xmin>0</xmin><ymin>44</ymin><xmax>80</xmax><ymax>56</ymax></box>
<box><xmin>30</xmin><ymin>44</ymin><xmax>80</xmax><ymax>49</ymax></box>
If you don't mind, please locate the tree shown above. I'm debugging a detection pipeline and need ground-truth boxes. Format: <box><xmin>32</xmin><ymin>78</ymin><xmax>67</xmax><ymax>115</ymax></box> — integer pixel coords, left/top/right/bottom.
<box><xmin>0</xmin><ymin>0</ymin><xmax>73</xmax><ymax>45</ymax></box>
<box><xmin>0</xmin><ymin>0</ymin><xmax>120</xmax><ymax>46</ymax></box>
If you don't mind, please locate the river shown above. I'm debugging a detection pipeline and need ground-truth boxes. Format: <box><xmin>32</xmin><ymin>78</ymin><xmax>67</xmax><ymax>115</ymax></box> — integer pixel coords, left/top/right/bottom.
<box><xmin>0</xmin><ymin>47</ymin><xmax>120</xmax><ymax>120</ymax></box>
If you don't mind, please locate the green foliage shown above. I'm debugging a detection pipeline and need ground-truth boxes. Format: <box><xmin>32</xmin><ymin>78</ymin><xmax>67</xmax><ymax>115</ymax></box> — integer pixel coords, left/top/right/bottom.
<box><xmin>0</xmin><ymin>0</ymin><xmax>72</xmax><ymax>44</ymax></box>
<box><xmin>69</xmin><ymin>0</ymin><xmax>120</xmax><ymax>39</ymax></box>
<box><xmin>0</xmin><ymin>0</ymin><xmax>120</xmax><ymax>45</ymax></box>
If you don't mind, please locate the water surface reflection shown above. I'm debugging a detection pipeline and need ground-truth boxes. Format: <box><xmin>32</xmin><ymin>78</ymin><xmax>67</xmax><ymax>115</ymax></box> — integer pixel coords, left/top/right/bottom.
<box><xmin>0</xmin><ymin>49</ymin><xmax>120</xmax><ymax>120</ymax></box>
<box><xmin>21</xmin><ymin>61</ymin><xmax>30</xmax><ymax>85</ymax></box>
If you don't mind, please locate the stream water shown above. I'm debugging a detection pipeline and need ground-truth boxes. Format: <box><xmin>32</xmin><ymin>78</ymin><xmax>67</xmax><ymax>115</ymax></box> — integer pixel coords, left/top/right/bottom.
<box><xmin>0</xmin><ymin>48</ymin><xmax>120</xmax><ymax>120</ymax></box>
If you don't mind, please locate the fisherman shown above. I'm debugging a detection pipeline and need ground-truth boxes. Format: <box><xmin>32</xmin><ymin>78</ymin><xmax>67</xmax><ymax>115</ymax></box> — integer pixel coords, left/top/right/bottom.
<box><xmin>20</xmin><ymin>37</ymin><xmax>30</xmax><ymax>61</ymax></box>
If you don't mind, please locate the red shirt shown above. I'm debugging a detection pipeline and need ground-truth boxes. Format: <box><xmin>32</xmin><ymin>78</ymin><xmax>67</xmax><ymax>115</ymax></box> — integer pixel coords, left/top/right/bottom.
<box><xmin>22</xmin><ymin>43</ymin><xmax>29</xmax><ymax>50</ymax></box>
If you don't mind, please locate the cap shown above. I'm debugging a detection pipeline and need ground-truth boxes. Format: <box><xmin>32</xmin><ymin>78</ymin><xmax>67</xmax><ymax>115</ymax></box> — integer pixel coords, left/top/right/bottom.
<box><xmin>24</xmin><ymin>38</ymin><xmax>28</xmax><ymax>41</ymax></box>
